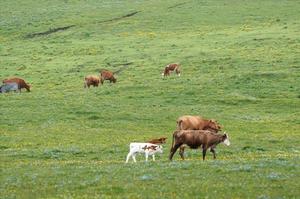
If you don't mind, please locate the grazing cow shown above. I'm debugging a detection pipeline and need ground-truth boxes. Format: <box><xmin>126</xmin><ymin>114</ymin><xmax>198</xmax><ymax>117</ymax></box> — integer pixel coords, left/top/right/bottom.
<box><xmin>100</xmin><ymin>70</ymin><xmax>116</xmax><ymax>84</ymax></box>
<box><xmin>3</xmin><ymin>77</ymin><xmax>30</xmax><ymax>92</ymax></box>
<box><xmin>84</xmin><ymin>75</ymin><xmax>101</xmax><ymax>88</ymax></box>
<box><xmin>162</xmin><ymin>63</ymin><xmax>181</xmax><ymax>77</ymax></box>
<box><xmin>177</xmin><ymin>115</ymin><xmax>222</xmax><ymax>159</ymax></box>
<box><xmin>125</xmin><ymin>142</ymin><xmax>163</xmax><ymax>163</ymax></box>
<box><xmin>147</xmin><ymin>137</ymin><xmax>167</xmax><ymax>145</ymax></box>
<box><xmin>169</xmin><ymin>130</ymin><xmax>230</xmax><ymax>161</ymax></box>
<box><xmin>0</xmin><ymin>82</ymin><xmax>19</xmax><ymax>93</ymax></box>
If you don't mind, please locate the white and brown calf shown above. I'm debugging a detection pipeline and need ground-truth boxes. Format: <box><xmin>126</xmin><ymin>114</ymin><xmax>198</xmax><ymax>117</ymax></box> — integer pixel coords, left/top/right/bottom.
<box><xmin>125</xmin><ymin>143</ymin><xmax>163</xmax><ymax>163</ymax></box>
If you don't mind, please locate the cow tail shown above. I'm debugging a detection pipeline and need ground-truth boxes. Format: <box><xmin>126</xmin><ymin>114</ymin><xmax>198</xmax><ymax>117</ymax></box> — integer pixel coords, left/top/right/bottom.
<box><xmin>171</xmin><ymin>131</ymin><xmax>176</xmax><ymax>149</ymax></box>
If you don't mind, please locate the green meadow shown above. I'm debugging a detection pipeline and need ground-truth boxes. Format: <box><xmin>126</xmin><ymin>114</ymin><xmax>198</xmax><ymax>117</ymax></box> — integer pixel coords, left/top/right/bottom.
<box><xmin>1</xmin><ymin>0</ymin><xmax>300</xmax><ymax>198</ymax></box>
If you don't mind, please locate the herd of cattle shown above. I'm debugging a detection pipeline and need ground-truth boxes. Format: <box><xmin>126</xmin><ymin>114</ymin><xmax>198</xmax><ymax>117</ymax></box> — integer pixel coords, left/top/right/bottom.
<box><xmin>1</xmin><ymin>63</ymin><xmax>230</xmax><ymax>163</ymax></box>
<box><xmin>0</xmin><ymin>63</ymin><xmax>180</xmax><ymax>92</ymax></box>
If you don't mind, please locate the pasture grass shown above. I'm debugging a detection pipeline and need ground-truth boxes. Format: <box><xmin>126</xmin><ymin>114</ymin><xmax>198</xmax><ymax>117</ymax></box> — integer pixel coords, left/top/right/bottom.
<box><xmin>1</xmin><ymin>0</ymin><xmax>300</xmax><ymax>198</ymax></box>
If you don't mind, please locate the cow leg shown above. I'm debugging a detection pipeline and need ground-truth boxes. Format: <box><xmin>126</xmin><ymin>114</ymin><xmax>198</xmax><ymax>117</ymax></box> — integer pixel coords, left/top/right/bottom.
<box><xmin>210</xmin><ymin>147</ymin><xmax>216</xmax><ymax>159</ymax></box>
<box><xmin>169</xmin><ymin>143</ymin><xmax>182</xmax><ymax>161</ymax></box>
<box><xmin>179</xmin><ymin>146</ymin><xmax>185</xmax><ymax>160</ymax></box>
<box><xmin>202</xmin><ymin>145</ymin><xmax>208</xmax><ymax>161</ymax></box>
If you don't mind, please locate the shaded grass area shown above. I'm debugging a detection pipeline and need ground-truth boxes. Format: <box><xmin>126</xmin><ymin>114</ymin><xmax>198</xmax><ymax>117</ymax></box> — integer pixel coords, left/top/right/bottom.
<box><xmin>1</xmin><ymin>0</ymin><xmax>300</xmax><ymax>198</ymax></box>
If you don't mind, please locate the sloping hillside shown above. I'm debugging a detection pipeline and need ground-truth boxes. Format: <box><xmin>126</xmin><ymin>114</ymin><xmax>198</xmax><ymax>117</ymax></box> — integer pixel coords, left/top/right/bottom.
<box><xmin>1</xmin><ymin>0</ymin><xmax>299</xmax><ymax>198</ymax></box>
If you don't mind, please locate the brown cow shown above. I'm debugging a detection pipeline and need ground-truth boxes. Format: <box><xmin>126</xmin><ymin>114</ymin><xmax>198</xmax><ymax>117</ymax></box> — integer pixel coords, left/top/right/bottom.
<box><xmin>100</xmin><ymin>70</ymin><xmax>116</xmax><ymax>84</ymax></box>
<box><xmin>84</xmin><ymin>75</ymin><xmax>101</xmax><ymax>88</ymax></box>
<box><xmin>177</xmin><ymin>115</ymin><xmax>222</xmax><ymax>131</ymax></box>
<box><xmin>162</xmin><ymin>63</ymin><xmax>181</xmax><ymax>77</ymax></box>
<box><xmin>177</xmin><ymin>115</ymin><xmax>222</xmax><ymax>159</ymax></box>
<box><xmin>147</xmin><ymin>137</ymin><xmax>167</xmax><ymax>145</ymax></box>
<box><xmin>169</xmin><ymin>130</ymin><xmax>230</xmax><ymax>161</ymax></box>
<box><xmin>3</xmin><ymin>77</ymin><xmax>30</xmax><ymax>92</ymax></box>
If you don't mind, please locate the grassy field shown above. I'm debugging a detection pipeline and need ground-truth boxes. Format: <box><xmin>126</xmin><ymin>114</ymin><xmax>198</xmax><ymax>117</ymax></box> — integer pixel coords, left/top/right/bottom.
<box><xmin>1</xmin><ymin>0</ymin><xmax>300</xmax><ymax>198</ymax></box>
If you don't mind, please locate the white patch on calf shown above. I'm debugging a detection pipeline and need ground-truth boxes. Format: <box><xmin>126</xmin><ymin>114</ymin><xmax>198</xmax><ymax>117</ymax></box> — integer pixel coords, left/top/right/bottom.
<box><xmin>125</xmin><ymin>143</ymin><xmax>163</xmax><ymax>163</ymax></box>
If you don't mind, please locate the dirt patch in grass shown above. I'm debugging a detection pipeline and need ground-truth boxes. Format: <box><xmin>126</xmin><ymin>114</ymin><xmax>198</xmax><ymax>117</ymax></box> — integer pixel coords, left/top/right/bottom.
<box><xmin>25</xmin><ymin>25</ymin><xmax>75</xmax><ymax>38</ymax></box>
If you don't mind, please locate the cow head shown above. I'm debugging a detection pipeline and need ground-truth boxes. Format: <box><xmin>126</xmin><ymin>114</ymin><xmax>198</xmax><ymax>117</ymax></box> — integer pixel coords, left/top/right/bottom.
<box><xmin>162</xmin><ymin>67</ymin><xmax>170</xmax><ymax>76</ymax></box>
<box><xmin>207</xmin><ymin>119</ymin><xmax>222</xmax><ymax>132</ymax></box>
<box><xmin>222</xmin><ymin>132</ymin><xmax>230</xmax><ymax>146</ymax></box>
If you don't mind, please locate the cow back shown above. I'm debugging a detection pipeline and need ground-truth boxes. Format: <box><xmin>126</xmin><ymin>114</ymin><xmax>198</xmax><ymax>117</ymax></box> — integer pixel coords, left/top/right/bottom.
<box><xmin>177</xmin><ymin>115</ymin><xmax>204</xmax><ymax>130</ymax></box>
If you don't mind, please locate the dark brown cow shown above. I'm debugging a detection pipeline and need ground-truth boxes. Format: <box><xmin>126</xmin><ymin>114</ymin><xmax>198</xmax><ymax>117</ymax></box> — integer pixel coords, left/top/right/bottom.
<box><xmin>3</xmin><ymin>77</ymin><xmax>30</xmax><ymax>92</ymax></box>
<box><xmin>177</xmin><ymin>115</ymin><xmax>222</xmax><ymax>159</ymax></box>
<box><xmin>100</xmin><ymin>70</ymin><xmax>116</xmax><ymax>84</ymax></box>
<box><xmin>147</xmin><ymin>137</ymin><xmax>167</xmax><ymax>145</ymax></box>
<box><xmin>169</xmin><ymin>130</ymin><xmax>230</xmax><ymax>161</ymax></box>
<box><xmin>162</xmin><ymin>63</ymin><xmax>181</xmax><ymax>77</ymax></box>
<box><xmin>84</xmin><ymin>75</ymin><xmax>101</xmax><ymax>88</ymax></box>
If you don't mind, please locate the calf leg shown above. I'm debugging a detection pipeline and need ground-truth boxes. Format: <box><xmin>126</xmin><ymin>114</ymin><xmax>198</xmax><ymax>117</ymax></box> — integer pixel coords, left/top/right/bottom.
<box><xmin>145</xmin><ymin>152</ymin><xmax>149</xmax><ymax>162</ymax></box>
<box><xmin>152</xmin><ymin>154</ymin><xmax>155</xmax><ymax>161</ymax></box>
<box><xmin>132</xmin><ymin>154</ymin><xmax>137</xmax><ymax>163</ymax></box>
<box><xmin>169</xmin><ymin>143</ymin><xmax>182</xmax><ymax>161</ymax></box>
<box><xmin>125</xmin><ymin>152</ymin><xmax>132</xmax><ymax>163</ymax></box>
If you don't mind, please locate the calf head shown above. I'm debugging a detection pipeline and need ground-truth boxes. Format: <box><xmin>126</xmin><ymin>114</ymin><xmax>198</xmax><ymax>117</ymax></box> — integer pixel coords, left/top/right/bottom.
<box><xmin>158</xmin><ymin>137</ymin><xmax>167</xmax><ymax>144</ymax></box>
<box><xmin>156</xmin><ymin>145</ymin><xmax>163</xmax><ymax>154</ymax></box>
<box><xmin>221</xmin><ymin>133</ymin><xmax>230</xmax><ymax>146</ymax></box>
